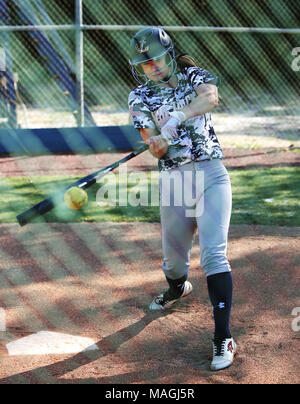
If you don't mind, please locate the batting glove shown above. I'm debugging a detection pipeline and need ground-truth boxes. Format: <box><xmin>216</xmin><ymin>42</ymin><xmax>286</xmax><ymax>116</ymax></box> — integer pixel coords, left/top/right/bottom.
<box><xmin>160</xmin><ymin>110</ymin><xmax>186</xmax><ymax>143</ymax></box>
<box><xmin>154</xmin><ymin>105</ymin><xmax>172</xmax><ymax>127</ymax></box>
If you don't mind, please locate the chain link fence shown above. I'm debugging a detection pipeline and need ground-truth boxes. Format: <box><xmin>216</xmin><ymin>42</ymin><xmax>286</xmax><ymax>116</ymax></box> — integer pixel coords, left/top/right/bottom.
<box><xmin>0</xmin><ymin>0</ymin><xmax>299</xmax><ymax>140</ymax></box>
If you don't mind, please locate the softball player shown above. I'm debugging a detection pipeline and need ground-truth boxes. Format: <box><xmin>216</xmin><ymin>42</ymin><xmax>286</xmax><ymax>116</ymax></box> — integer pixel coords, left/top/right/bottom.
<box><xmin>128</xmin><ymin>27</ymin><xmax>236</xmax><ymax>371</ymax></box>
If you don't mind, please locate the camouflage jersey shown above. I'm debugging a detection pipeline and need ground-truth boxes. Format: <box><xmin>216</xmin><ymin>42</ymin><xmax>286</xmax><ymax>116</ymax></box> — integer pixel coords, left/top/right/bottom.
<box><xmin>128</xmin><ymin>67</ymin><xmax>223</xmax><ymax>172</ymax></box>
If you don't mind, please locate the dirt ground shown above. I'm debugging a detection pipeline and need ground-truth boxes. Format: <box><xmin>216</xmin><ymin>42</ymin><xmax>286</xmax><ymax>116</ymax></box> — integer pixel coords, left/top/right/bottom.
<box><xmin>0</xmin><ymin>222</ymin><xmax>299</xmax><ymax>384</ymax></box>
<box><xmin>0</xmin><ymin>146</ymin><xmax>299</xmax><ymax>178</ymax></box>
<box><xmin>0</xmin><ymin>148</ymin><xmax>299</xmax><ymax>384</ymax></box>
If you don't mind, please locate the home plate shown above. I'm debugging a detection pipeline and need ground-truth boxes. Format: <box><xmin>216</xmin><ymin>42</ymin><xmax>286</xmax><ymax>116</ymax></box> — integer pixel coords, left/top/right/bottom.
<box><xmin>6</xmin><ymin>331</ymin><xmax>99</xmax><ymax>355</ymax></box>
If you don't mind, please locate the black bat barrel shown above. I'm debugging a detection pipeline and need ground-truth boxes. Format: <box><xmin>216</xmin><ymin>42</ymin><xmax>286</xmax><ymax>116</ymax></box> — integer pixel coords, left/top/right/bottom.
<box><xmin>16</xmin><ymin>198</ymin><xmax>55</xmax><ymax>226</ymax></box>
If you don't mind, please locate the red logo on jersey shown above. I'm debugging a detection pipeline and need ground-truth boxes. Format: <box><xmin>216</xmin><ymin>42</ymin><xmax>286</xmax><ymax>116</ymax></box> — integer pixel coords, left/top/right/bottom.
<box><xmin>227</xmin><ymin>341</ymin><xmax>234</xmax><ymax>353</ymax></box>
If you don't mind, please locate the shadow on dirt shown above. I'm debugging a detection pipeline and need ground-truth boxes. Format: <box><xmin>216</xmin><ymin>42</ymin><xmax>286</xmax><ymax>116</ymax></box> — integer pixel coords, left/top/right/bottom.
<box><xmin>0</xmin><ymin>312</ymin><xmax>170</xmax><ymax>384</ymax></box>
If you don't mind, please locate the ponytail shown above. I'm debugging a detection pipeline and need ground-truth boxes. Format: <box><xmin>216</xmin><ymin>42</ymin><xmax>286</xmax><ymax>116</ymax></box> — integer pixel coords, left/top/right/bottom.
<box><xmin>176</xmin><ymin>54</ymin><xmax>198</xmax><ymax>71</ymax></box>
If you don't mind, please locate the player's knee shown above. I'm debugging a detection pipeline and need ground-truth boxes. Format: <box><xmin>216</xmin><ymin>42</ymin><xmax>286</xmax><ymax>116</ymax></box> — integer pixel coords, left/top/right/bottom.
<box><xmin>162</xmin><ymin>260</ymin><xmax>189</xmax><ymax>280</ymax></box>
<box><xmin>201</xmin><ymin>248</ymin><xmax>231</xmax><ymax>276</ymax></box>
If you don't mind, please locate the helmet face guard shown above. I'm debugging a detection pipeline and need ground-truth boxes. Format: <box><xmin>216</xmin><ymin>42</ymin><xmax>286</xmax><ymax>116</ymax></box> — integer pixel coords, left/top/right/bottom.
<box><xmin>131</xmin><ymin>49</ymin><xmax>177</xmax><ymax>85</ymax></box>
<box><xmin>129</xmin><ymin>27</ymin><xmax>177</xmax><ymax>85</ymax></box>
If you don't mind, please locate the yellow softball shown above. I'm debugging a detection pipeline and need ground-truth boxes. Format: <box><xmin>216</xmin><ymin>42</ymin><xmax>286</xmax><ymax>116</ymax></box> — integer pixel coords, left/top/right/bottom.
<box><xmin>64</xmin><ymin>187</ymin><xmax>88</xmax><ymax>210</ymax></box>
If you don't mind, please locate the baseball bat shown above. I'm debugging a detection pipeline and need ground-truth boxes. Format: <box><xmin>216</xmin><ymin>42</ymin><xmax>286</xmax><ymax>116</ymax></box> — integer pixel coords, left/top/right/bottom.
<box><xmin>16</xmin><ymin>144</ymin><xmax>149</xmax><ymax>227</ymax></box>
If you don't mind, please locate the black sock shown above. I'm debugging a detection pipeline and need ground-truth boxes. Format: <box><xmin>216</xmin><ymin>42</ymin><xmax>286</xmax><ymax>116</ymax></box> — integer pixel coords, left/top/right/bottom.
<box><xmin>165</xmin><ymin>274</ymin><xmax>188</xmax><ymax>299</ymax></box>
<box><xmin>207</xmin><ymin>272</ymin><xmax>233</xmax><ymax>340</ymax></box>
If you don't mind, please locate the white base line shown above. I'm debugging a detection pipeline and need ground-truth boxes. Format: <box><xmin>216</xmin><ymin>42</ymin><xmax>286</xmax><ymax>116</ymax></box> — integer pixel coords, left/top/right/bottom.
<box><xmin>6</xmin><ymin>331</ymin><xmax>99</xmax><ymax>356</ymax></box>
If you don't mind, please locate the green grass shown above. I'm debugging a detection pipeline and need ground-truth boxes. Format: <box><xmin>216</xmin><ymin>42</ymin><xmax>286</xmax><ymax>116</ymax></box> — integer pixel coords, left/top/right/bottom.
<box><xmin>229</xmin><ymin>167</ymin><xmax>300</xmax><ymax>226</ymax></box>
<box><xmin>1</xmin><ymin>166</ymin><xmax>299</xmax><ymax>226</ymax></box>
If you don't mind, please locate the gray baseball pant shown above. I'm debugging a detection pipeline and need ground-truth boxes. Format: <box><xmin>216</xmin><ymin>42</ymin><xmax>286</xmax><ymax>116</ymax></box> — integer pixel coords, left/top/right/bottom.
<box><xmin>159</xmin><ymin>159</ymin><xmax>232</xmax><ymax>280</ymax></box>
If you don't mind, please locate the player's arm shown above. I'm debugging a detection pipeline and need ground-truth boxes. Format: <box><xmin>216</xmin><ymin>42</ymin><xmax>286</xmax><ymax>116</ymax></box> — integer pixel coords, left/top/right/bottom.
<box><xmin>139</xmin><ymin>127</ymin><xmax>168</xmax><ymax>159</ymax></box>
<box><xmin>159</xmin><ymin>83</ymin><xmax>219</xmax><ymax>140</ymax></box>
<box><xmin>180</xmin><ymin>83</ymin><xmax>219</xmax><ymax>119</ymax></box>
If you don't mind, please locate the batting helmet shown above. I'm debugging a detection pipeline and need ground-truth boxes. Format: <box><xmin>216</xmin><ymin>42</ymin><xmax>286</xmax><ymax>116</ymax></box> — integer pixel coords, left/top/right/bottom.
<box><xmin>129</xmin><ymin>26</ymin><xmax>176</xmax><ymax>85</ymax></box>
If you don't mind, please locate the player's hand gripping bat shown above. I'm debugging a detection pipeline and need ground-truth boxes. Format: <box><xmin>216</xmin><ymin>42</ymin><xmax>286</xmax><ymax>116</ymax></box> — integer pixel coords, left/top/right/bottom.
<box><xmin>16</xmin><ymin>144</ymin><xmax>149</xmax><ymax>226</ymax></box>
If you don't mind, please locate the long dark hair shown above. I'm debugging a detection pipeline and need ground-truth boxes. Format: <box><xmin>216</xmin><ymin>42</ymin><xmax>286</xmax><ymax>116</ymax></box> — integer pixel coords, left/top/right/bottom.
<box><xmin>176</xmin><ymin>54</ymin><xmax>199</xmax><ymax>71</ymax></box>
